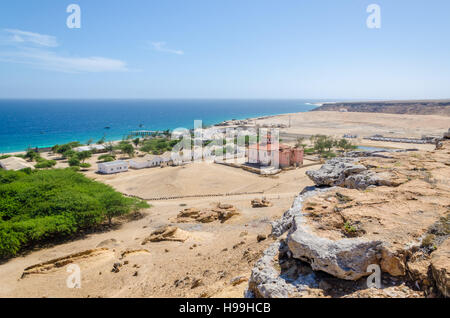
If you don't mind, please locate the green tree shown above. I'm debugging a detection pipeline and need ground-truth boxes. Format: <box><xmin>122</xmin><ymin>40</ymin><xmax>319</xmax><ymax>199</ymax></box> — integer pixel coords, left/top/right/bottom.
<box><xmin>0</xmin><ymin>169</ymin><xmax>149</xmax><ymax>257</ymax></box>
<box><xmin>68</xmin><ymin>157</ymin><xmax>81</xmax><ymax>167</ymax></box>
<box><xmin>62</xmin><ymin>150</ymin><xmax>77</xmax><ymax>159</ymax></box>
<box><xmin>24</xmin><ymin>150</ymin><xmax>40</xmax><ymax>162</ymax></box>
<box><xmin>104</xmin><ymin>142</ymin><xmax>115</xmax><ymax>155</ymax></box>
<box><xmin>119</xmin><ymin>143</ymin><xmax>135</xmax><ymax>158</ymax></box>
<box><xmin>98</xmin><ymin>192</ymin><xmax>141</xmax><ymax>226</ymax></box>
<box><xmin>312</xmin><ymin>135</ymin><xmax>335</xmax><ymax>157</ymax></box>
<box><xmin>77</xmin><ymin>151</ymin><xmax>92</xmax><ymax>163</ymax></box>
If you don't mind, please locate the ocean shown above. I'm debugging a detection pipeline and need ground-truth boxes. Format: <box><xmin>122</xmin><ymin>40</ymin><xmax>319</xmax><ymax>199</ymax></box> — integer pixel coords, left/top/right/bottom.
<box><xmin>0</xmin><ymin>99</ymin><xmax>317</xmax><ymax>153</ymax></box>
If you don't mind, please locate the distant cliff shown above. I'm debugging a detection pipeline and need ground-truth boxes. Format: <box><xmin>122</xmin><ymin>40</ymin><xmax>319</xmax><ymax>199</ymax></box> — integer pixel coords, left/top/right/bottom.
<box><xmin>311</xmin><ymin>100</ymin><xmax>450</xmax><ymax>116</ymax></box>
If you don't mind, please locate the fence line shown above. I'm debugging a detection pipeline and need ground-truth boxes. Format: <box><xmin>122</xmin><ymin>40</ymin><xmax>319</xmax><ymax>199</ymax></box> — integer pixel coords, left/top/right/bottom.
<box><xmin>125</xmin><ymin>191</ymin><xmax>265</xmax><ymax>201</ymax></box>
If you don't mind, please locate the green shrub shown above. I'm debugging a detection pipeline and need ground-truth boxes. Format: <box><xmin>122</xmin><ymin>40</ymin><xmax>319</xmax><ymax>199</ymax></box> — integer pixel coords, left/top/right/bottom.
<box><xmin>34</xmin><ymin>160</ymin><xmax>57</xmax><ymax>169</ymax></box>
<box><xmin>322</xmin><ymin>151</ymin><xmax>337</xmax><ymax>159</ymax></box>
<box><xmin>140</xmin><ymin>138</ymin><xmax>175</xmax><ymax>154</ymax></box>
<box><xmin>53</xmin><ymin>142</ymin><xmax>81</xmax><ymax>155</ymax></box>
<box><xmin>0</xmin><ymin>169</ymin><xmax>149</xmax><ymax>258</ymax></box>
<box><xmin>68</xmin><ymin>157</ymin><xmax>81</xmax><ymax>167</ymax></box>
<box><xmin>98</xmin><ymin>154</ymin><xmax>115</xmax><ymax>162</ymax></box>
<box><xmin>24</xmin><ymin>150</ymin><xmax>41</xmax><ymax>162</ymax></box>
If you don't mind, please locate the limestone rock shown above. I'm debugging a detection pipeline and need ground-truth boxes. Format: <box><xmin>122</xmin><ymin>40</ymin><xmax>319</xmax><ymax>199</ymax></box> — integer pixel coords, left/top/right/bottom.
<box><xmin>230</xmin><ymin>276</ymin><xmax>248</xmax><ymax>286</ymax></box>
<box><xmin>306</xmin><ymin>158</ymin><xmax>396</xmax><ymax>190</ymax></box>
<box><xmin>431</xmin><ymin>239</ymin><xmax>450</xmax><ymax>297</ymax></box>
<box><xmin>142</xmin><ymin>226</ymin><xmax>187</xmax><ymax>243</ymax></box>
<box><xmin>407</xmin><ymin>252</ymin><xmax>431</xmax><ymax>286</ymax></box>
<box><xmin>175</xmin><ymin>204</ymin><xmax>239</xmax><ymax>224</ymax></box>
<box><xmin>251</xmin><ymin>198</ymin><xmax>273</xmax><ymax>208</ymax></box>
<box><xmin>257</xmin><ymin>234</ymin><xmax>267</xmax><ymax>242</ymax></box>
<box><xmin>287</xmin><ymin>218</ymin><xmax>382</xmax><ymax>280</ymax></box>
<box><xmin>380</xmin><ymin>248</ymin><xmax>406</xmax><ymax>277</ymax></box>
<box><xmin>444</xmin><ymin>128</ymin><xmax>450</xmax><ymax>139</ymax></box>
<box><xmin>305</xmin><ymin>158</ymin><xmax>367</xmax><ymax>187</ymax></box>
<box><xmin>271</xmin><ymin>187</ymin><xmax>333</xmax><ymax>237</ymax></box>
<box><xmin>247</xmin><ymin>242</ymin><xmax>319</xmax><ymax>298</ymax></box>
<box><xmin>178</xmin><ymin>208</ymin><xmax>200</xmax><ymax>218</ymax></box>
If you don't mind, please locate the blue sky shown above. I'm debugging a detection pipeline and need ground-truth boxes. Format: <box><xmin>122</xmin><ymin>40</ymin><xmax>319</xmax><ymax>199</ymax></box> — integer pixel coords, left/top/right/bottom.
<box><xmin>0</xmin><ymin>0</ymin><xmax>449</xmax><ymax>99</ymax></box>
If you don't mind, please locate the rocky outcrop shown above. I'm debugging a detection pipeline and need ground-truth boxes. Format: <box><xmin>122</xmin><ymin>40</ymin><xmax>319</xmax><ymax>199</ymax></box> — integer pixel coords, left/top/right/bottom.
<box><xmin>305</xmin><ymin>158</ymin><xmax>397</xmax><ymax>190</ymax></box>
<box><xmin>247</xmin><ymin>242</ymin><xmax>320</xmax><ymax>298</ymax></box>
<box><xmin>270</xmin><ymin>187</ymin><xmax>332</xmax><ymax>237</ymax></box>
<box><xmin>444</xmin><ymin>128</ymin><xmax>450</xmax><ymax>139</ymax></box>
<box><xmin>175</xmin><ymin>204</ymin><xmax>239</xmax><ymax>224</ymax></box>
<box><xmin>248</xmin><ymin>141</ymin><xmax>450</xmax><ymax>298</ymax></box>
<box><xmin>251</xmin><ymin>198</ymin><xmax>273</xmax><ymax>208</ymax></box>
<box><xmin>431</xmin><ymin>239</ymin><xmax>450</xmax><ymax>297</ymax></box>
<box><xmin>142</xmin><ymin>226</ymin><xmax>188</xmax><ymax>243</ymax></box>
<box><xmin>288</xmin><ymin>217</ymin><xmax>382</xmax><ymax>280</ymax></box>
<box><xmin>311</xmin><ymin>100</ymin><xmax>450</xmax><ymax>116</ymax></box>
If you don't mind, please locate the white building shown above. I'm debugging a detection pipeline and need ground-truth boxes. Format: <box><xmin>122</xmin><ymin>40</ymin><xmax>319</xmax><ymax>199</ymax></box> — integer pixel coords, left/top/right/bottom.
<box><xmin>129</xmin><ymin>158</ymin><xmax>150</xmax><ymax>169</ymax></box>
<box><xmin>74</xmin><ymin>144</ymin><xmax>107</xmax><ymax>153</ymax></box>
<box><xmin>97</xmin><ymin>160</ymin><xmax>129</xmax><ymax>174</ymax></box>
<box><xmin>129</xmin><ymin>152</ymin><xmax>173</xmax><ymax>169</ymax></box>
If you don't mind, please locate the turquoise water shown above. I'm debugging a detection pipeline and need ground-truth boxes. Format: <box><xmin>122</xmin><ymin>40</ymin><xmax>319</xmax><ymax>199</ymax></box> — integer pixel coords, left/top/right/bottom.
<box><xmin>0</xmin><ymin>99</ymin><xmax>318</xmax><ymax>153</ymax></box>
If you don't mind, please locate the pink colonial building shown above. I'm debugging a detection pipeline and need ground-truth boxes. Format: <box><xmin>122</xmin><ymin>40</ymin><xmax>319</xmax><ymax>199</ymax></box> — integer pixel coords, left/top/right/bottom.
<box><xmin>248</xmin><ymin>137</ymin><xmax>304</xmax><ymax>168</ymax></box>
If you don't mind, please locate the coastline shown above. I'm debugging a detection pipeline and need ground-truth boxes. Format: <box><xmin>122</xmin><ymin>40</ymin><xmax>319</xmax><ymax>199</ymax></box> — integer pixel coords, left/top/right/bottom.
<box><xmin>2</xmin><ymin>107</ymin><xmax>450</xmax><ymax>155</ymax></box>
<box><xmin>0</xmin><ymin>99</ymin><xmax>318</xmax><ymax>154</ymax></box>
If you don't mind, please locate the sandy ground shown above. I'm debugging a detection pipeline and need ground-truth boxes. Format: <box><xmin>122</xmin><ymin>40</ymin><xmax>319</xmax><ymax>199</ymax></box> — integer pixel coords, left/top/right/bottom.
<box><xmin>0</xmin><ymin>161</ymin><xmax>316</xmax><ymax>298</ymax></box>
<box><xmin>255</xmin><ymin>111</ymin><xmax>450</xmax><ymax>139</ymax></box>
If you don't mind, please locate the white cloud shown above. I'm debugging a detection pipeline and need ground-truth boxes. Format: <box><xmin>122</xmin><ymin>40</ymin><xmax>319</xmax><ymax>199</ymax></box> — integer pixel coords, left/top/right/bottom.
<box><xmin>4</xmin><ymin>29</ymin><xmax>58</xmax><ymax>47</ymax></box>
<box><xmin>151</xmin><ymin>42</ymin><xmax>184</xmax><ymax>55</ymax></box>
<box><xmin>0</xmin><ymin>29</ymin><xmax>129</xmax><ymax>73</ymax></box>
<box><xmin>0</xmin><ymin>48</ymin><xmax>128</xmax><ymax>73</ymax></box>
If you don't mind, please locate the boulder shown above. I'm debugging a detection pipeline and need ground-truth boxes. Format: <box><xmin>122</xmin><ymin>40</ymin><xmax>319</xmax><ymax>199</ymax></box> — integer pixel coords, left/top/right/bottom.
<box><xmin>196</xmin><ymin>211</ymin><xmax>218</xmax><ymax>223</ymax></box>
<box><xmin>251</xmin><ymin>198</ymin><xmax>273</xmax><ymax>208</ymax></box>
<box><xmin>444</xmin><ymin>129</ymin><xmax>450</xmax><ymax>139</ymax></box>
<box><xmin>175</xmin><ymin>204</ymin><xmax>239</xmax><ymax>223</ymax></box>
<box><xmin>247</xmin><ymin>242</ymin><xmax>319</xmax><ymax>298</ymax></box>
<box><xmin>142</xmin><ymin>226</ymin><xmax>187</xmax><ymax>243</ymax></box>
<box><xmin>306</xmin><ymin>158</ymin><xmax>400</xmax><ymax>189</ymax></box>
<box><xmin>287</xmin><ymin>219</ymin><xmax>382</xmax><ymax>280</ymax></box>
<box><xmin>431</xmin><ymin>239</ymin><xmax>450</xmax><ymax>297</ymax></box>
<box><xmin>178</xmin><ymin>208</ymin><xmax>200</xmax><ymax>218</ymax></box>
<box><xmin>305</xmin><ymin>158</ymin><xmax>367</xmax><ymax>187</ymax></box>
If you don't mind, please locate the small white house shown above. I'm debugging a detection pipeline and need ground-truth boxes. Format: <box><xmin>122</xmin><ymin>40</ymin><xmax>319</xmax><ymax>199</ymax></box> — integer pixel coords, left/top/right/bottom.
<box><xmin>98</xmin><ymin>160</ymin><xmax>129</xmax><ymax>174</ymax></box>
<box><xmin>129</xmin><ymin>158</ymin><xmax>150</xmax><ymax>169</ymax></box>
<box><xmin>129</xmin><ymin>153</ymin><xmax>173</xmax><ymax>169</ymax></box>
<box><xmin>74</xmin><ymin>144</ymin><xmax>107</xmax><ymax>153</ymax></box>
